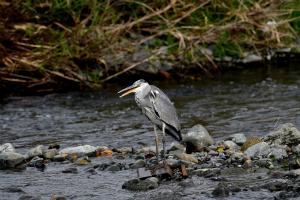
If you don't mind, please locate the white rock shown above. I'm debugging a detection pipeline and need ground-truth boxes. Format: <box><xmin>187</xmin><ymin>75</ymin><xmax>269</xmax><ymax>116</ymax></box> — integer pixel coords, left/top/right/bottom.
<box><xmin>59</xmin><ymin>145</ymin><xmax>96</xmax><ymax>157</ymax></box>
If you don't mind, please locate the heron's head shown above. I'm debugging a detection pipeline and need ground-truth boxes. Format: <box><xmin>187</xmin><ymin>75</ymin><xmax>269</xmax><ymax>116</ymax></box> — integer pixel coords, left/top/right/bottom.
<box><xmin>118</xmin><ymin>79</ymin><xmax>148</xmax><ymax>97</ymax></box>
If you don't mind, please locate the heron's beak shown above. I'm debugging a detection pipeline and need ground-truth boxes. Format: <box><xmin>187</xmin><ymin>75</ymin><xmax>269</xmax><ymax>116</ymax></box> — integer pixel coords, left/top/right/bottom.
<box><xmin>118</xmin><ymin>85</ymin><xmax>137</xmax><ymax>97</ymax></box>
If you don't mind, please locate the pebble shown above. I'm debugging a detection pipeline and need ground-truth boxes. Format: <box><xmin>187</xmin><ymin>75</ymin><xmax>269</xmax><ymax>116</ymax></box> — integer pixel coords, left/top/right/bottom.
<box><xmin>52</xmin><ymin>155</ymin><xmax>66</xmax><ymax>162</ymax></box>
<box><xmin>130</xmin><ymin>159</ymin><xmax>146</xmax><ymax>169</ymax></box>
<box><xmin>106</xmin><ymin>164</ymin><xmax>120</xmax><ymax>171</ymax></box>
<box><xmin>62</xmin><ymin>167</ymin><xmax>78</xmax><ymax>174</ymax></box>
<box><xmin>211</xmin><ymin>182</ymin><xmax>229</xmax><ymax>197</ymax></box>
<box><xmin>43</xmin><ymin>149</ymin><xmax>58</xmax><ymax>159</ymax></box>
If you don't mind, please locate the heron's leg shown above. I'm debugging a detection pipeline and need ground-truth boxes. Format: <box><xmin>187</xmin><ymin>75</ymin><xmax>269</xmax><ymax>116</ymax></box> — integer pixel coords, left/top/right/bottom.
<box><xmin>153</xmin><ymin>125</ymin><xmax>159</xmax><ymax>164</ymax></box>
<box><xmin>162</xmin><ymin>123</ymin><xmax>166</xmax><ymax>166</ymax></box>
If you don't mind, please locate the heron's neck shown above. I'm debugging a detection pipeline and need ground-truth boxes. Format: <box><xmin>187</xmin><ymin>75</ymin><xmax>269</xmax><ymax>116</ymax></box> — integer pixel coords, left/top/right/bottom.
<box><xmin>135</xmin><ymin>84</ymin><xmax>151</xmax><ymax>99</ymax></box>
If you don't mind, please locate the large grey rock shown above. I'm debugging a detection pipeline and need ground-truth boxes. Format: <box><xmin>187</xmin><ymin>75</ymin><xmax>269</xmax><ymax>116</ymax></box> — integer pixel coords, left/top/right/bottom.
<box><xmin>25</xmin><ymin>145</ymin><xmax>44</xmax><ymax>159</ymax></box>
<box><xmin>43</xmin><ymin>149</ymin><xmax>58</xmax><ymax>159</ymax></box>
<box><xmin>122</xmin><ymin>179</ymin><xmax>158</xmax><ymax>191</ymax></box>
<box><xmin>244</xmin><ymin>142</ymin><xmax>271</xmax><ymax>159</ymax></box>
<box><xmin>193</xmin><ymin>168</ymin><xmax>221</xmax><ymax>177</ymax></box>
<box><xmin>0</xmin><ymin>152</ymin><xmax>25</xmax><ymax>168</ymax></box>
<box><xmin>59</xmin><ymin>145</ymin><xmax>96</xmax><ymax>157</ymax></box>
<box><xmin>227</xmin><ymin>134</ymin><xmax>247</xmax><ymax>146</ymax></box>
<box><xmin>267</xmin><ymin>148</ymin><xmax>288</xmax><ymax>160</ymax></box>
<box><xmin>0</xmin><ymin>143</ymin><xmax>17</xmax><ymax>153</ymax></box>
<box><xmin>183</xmin><ymin>124</ymin><xmax>213</xmax><ymax>154</ymax></box>
<box><xmin>262</xmin><ymin>123</ymin><xmax>300</xmax><ymax>146</ymax></box>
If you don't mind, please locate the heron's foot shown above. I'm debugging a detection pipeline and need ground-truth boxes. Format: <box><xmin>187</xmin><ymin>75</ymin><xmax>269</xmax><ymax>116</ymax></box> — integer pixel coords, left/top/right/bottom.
<box><xmin>146</xmin><ymin>163</ymin><xmax>165</xmax><ymax>174</ymax></box>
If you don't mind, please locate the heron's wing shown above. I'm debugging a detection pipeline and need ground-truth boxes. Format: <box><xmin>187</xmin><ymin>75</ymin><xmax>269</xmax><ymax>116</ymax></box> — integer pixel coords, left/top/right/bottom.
<box><xmin>149</xmin><ymin>86</ymin><xmax>181</xmax><ymax>131</ymax></box>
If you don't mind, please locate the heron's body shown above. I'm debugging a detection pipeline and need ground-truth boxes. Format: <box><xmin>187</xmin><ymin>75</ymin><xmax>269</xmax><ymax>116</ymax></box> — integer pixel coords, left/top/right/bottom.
<box><xmin>134</xmin><ymin>84</ymin><xmax>182</xmax><ymax>142</ymax></box>
<box><xmin>118</xmin><ymin>79</ymin><xmax>182</xmax><ymax>165</ymax></box>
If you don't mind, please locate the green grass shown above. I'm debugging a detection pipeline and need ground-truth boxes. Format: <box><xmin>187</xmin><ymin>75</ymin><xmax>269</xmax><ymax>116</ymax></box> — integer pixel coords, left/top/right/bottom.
<box><xmin>0</xmin><ymin>0</ymin><xmax>299</xmax><ymax>95</ymax></box>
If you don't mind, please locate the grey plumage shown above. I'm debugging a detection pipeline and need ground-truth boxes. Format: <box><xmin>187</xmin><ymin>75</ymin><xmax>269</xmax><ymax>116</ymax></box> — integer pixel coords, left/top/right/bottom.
<box><xmin>120</xmin><ymin>80</ymin><xmax>182</xmax><ymax>142</ymax></box>
<box><xmin>118</xmin><ymin>79</ymin><xmax>182</xmax><ymax>165</ymax></box>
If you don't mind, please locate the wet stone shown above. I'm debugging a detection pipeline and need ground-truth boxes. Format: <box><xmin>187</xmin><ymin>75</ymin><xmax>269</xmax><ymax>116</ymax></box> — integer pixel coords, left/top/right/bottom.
<box><xmin>285</xmin><ymin>168</ymin><xmax>300</xmax><ymax>177</ymax></box>
<box><xmin>52</xmin><ymin>155</ymin><xmax>66</xmax><ymax>162</ymax></box>
<box><xmin>243</xmin><ymin>160</ymin><xmax>253</xmax><ymax>168</ymax></box>
<box><xmin>262</xmin><ymin>123</ymin><xmax>300</xmax><ymax>146</ymax></box>
<box><xmin>209</xmin><ymin>176</ymin><xmax>228</xmax><ymax>181</ymax></box>
<box><xmin>177</xmin><ymin>153</ymin><xmax>198</xmax><ymax>164</ymax></box>
<box><xmin>241</xmin><ymin>137</ymin><xmax>262</xmax><ymax>151</ymax></box>
<box><xmin>169</xmin><ymin>159</ymin><xmax>190</xmax><ymax>168</ymax></box>
<box><xmin>250</xmin><ymin>186</ymin><xmax>260</xmax><ymax>191</ymax></box>
<box><xmin>227</xmin><ymin>133</ymin><xmax>247</xmax><ymax>146</ymax></box>
<box><xmin>208</xmin><ymin>150</ymin><xmax>219</xmax><ymax>156</ymax></box>
<box><xmin>18</xmin><ymin>195</ymin><xmax>42</xmax><ymax>200</ymax></box>
<box><xmin>260</xmin><ymin>179</ymin><xmax>287</xmax><ymax>190</ymax></box>
<box><xmin>0</xmin><ymin>143</ymin><xmax>17</xmax><ymax>153</ymax></box>
<box><xmin>135</xmin><ymin>153</ymin><xmax>145</xmax><ymax>160</ymax></box>
<box><xmin>28</xmin><ymin>156</ymin><xmax>44</xmax><ymax>168</ymax></box>
<box><xmin>193</xmin><ymin>168</ymin><xmax>221</xmax><ymax>177</ymax></box>
<box><xmin>268</xmin><ymin>148</ymin><xmax>288</xmax><ymax>161</ymax></box>
<box><xmin>25</xmin><ymin>145</ymin><xmax>44</xmax><ymax>159</ymax></box>
<box><xmin>98</xmin><ymin>163</ymin><xmax>109</xmax><ymax>171</ymax></box>
<box><xmin>0</xmin><ymin>152</ymin><xmax>25</xmax><ymax>168</ymax></box>
<box><xmin>75</xmin><ymin>156</ymin><xmax>91</xmax><ymax>165</ymax></box>
<box><xmin>106</xmin><ymin>164</ymin><xmax>120</xmax><ymax>171</ymax></box>
<box><xmin>1</xmin><ymin>186</ymin><xmax>25</xmax><ymax>193</ymax></box>
<box><xmin>177</xmin><ymin>179</ymin><xmax>195</xmax><ymax>187</ymax></box>
<box><xmin>84</xmin><ymin>168</ymin><xmax>97</xmax><ymax>175</ymax></box>
<box><xmin>244</xmin><ymin>142</ymin><xmax>271</xmax><ymax>159</ymax></box>
<box><xmin>211</xmin><ymin>182</ymin><xmax>230</xmax><ymax>197</ymax></box>
<box><xmin>122</xmin><ymin>179</ymin><xmax>158</xmax><ymax>191</ymax></box>
<box><xmin>183</xmin><ymin>124</ymin><xmax>213</xmax><ymax>153</ymax></box>
<box><xmin>224</xmin><ymin>141</ymin><xmax>239</xmax><ymax>151</ymax></box>
<box><xmin>130</xmin><ymin>159</ymin><xmax>146</xmax><ymax>169</ymax></box>
<box><xmin>146</xmin><ymin>177</ymin><xmax>159</xmax><ymax>184</ymax></box>
<box><xmin>43</xmin><ymin>149</ymin><xmax>58</xmax><ymax>159</ymax></box>
<box><xmin>62</xmin><ymin>167</ymin><xmax>78</xmax><ymax>174</ymax></box>
<box><xmin>59</xmin><ymin>145</ymin><xmax>97</xmax><ymax>157</ymax></box>
<box><xmin>168</xmin><ymin>144</ymin><xmax>185</xmax><ymax>152</ymax></box>
<box><xmin>291</xmin><ymin>146</ymin><xmax>300</xmax><ymax>154</ymax></box>
<box><xmin>226</xmin><ymin>183</ymin><xmax>241</xmax><ymax>193</ymax></box>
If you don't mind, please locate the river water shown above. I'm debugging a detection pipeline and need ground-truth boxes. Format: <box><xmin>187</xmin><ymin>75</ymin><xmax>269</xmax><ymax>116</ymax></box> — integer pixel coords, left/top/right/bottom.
<box><xmin>0</xmin><ymin>62</ymin><xmax>300</xmax><ymax>199</ymax></box>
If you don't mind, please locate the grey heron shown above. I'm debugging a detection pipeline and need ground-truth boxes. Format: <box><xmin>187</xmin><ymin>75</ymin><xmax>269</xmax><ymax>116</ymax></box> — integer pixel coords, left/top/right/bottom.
<box><xmin>118</xmin><ymin>79</ymin><xmax>182</xmax><ymax>166</ymax></box>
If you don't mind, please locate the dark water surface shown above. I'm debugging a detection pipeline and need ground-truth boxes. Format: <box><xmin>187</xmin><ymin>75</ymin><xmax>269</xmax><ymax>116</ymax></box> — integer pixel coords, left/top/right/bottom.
<box><xmin>0</xmin><ymin>63</ymin><xmax>300</xmax><ymax>199</ymax></box>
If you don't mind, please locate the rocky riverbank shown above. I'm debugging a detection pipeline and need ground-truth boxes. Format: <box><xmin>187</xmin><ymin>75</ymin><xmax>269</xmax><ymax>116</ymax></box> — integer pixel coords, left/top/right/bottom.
<box><xmin>1</xmin><ymin>123</ymin><xmax>300</xmax><ymax>200</ymax></box>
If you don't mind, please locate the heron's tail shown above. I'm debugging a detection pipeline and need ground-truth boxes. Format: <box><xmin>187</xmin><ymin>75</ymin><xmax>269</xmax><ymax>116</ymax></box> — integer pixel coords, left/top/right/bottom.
<box><xmin>165</xmin><ymin>124</ymin><xmax>182</xmax><ymax>143</ymax></box>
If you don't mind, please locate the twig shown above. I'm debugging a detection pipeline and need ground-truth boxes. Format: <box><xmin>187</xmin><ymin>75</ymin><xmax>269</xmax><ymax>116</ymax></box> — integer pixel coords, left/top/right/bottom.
<box><xmin>101</xmin><ymin>53</ymin><xmax>158</xmax><ymax>82</ymax></box>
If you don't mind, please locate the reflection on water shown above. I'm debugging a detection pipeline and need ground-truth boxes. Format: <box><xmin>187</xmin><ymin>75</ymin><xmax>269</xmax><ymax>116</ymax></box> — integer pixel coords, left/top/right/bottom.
<box><xmin>0</xmin><ymin>63</ymin><xmax>300</xmax><ymax>199</ymax></box>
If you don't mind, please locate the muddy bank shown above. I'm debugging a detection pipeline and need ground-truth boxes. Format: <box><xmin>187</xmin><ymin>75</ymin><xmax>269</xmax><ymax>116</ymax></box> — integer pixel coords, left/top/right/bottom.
<box><xmin>1</xmin><ymin>123</ymin><xmax>300</xmax><ymax>199</ymax></box>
